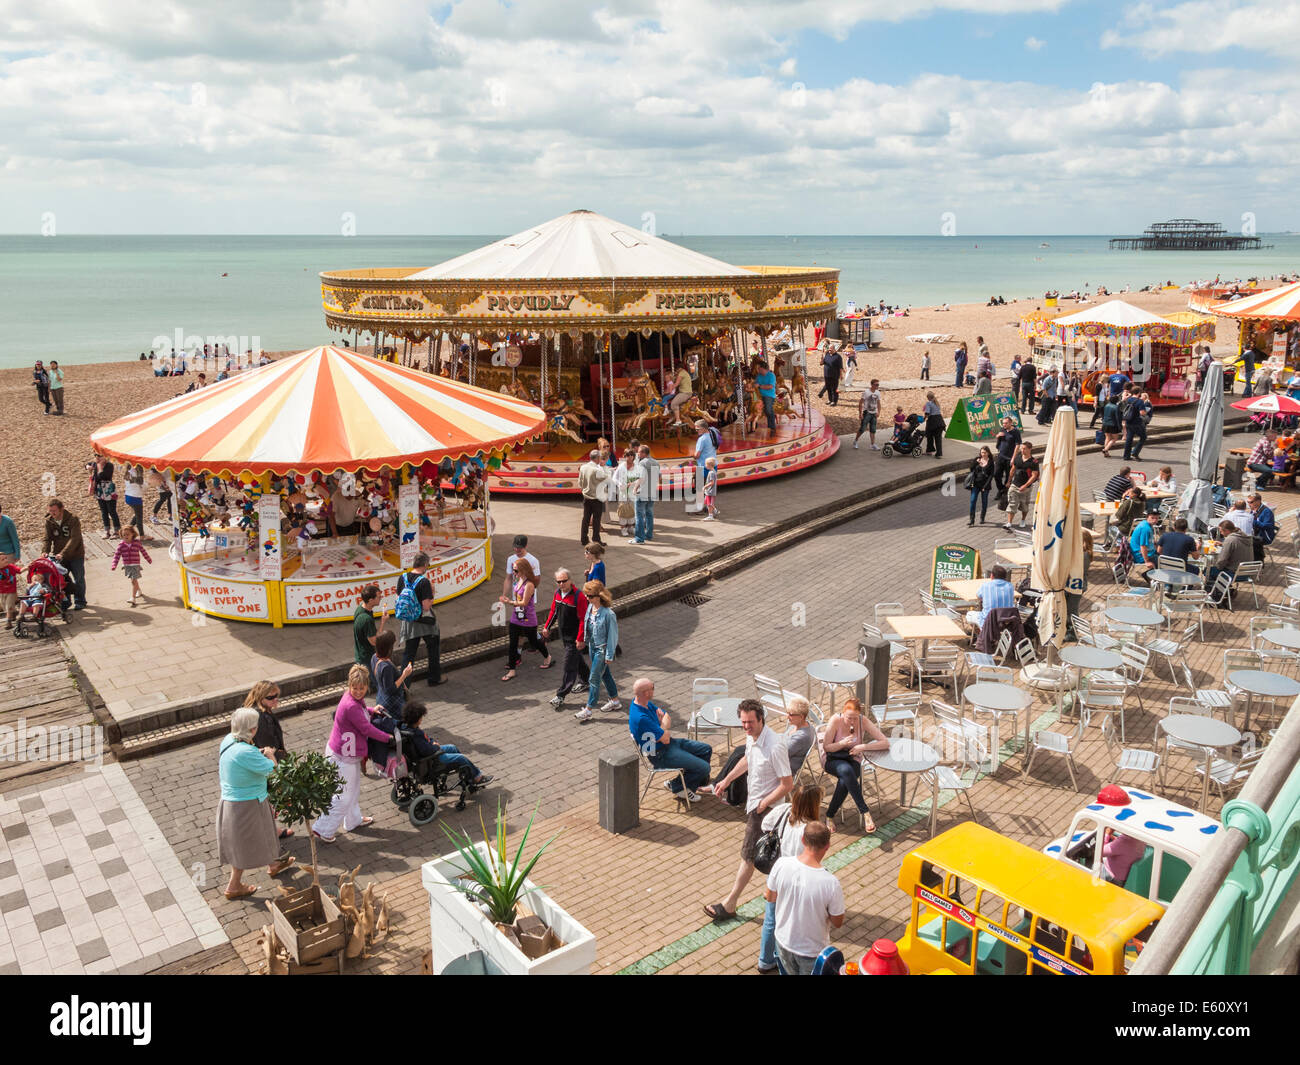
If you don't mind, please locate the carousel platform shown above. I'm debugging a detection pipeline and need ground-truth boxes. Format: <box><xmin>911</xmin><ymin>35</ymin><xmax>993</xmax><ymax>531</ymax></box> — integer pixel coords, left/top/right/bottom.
<box><xmin>489</xmin><ymin>408</ymin><xmax>840</xmax><ymax>494</ymax></box>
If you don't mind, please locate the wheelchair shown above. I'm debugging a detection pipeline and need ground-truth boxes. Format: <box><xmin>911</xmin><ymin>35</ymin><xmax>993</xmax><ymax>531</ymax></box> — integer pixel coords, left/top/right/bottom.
<box><xmin>387</xmin><ymin>728</ymin><xmax>487</xmax><ymax>827</ymax></box>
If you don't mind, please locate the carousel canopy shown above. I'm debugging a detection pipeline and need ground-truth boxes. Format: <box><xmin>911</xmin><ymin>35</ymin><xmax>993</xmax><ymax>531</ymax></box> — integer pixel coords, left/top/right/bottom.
<box><xmin>407</xmin><ymin>210</ymin><xmax>754</xmax><ymax>281</ymax></box>
<box><xmin>1211</xmin><ymin>280</ymin><xmax>1300</xmax><ymax>322</ymax></box>
<box><xmin>90</xmin><ymin>346</ymin><xmax>546</xmax><ymax>477</ymax></box>
<box><xmin>1047</xmin><ymin>299</ymin><xmax>1214</xmax><ymax>345</ymax></box>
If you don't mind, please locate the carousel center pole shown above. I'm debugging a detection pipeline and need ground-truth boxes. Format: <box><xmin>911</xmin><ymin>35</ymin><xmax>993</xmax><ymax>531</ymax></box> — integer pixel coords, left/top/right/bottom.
<box><xmin>608</xmin><ymin>332</ymin><xmax>617</xmax><ymax>450</ymax></box>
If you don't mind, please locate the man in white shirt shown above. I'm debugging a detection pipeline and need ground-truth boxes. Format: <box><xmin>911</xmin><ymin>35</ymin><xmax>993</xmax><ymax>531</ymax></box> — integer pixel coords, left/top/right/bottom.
<box><xmin>703</xmin><ymin>699</ymin><xmax>793</xmax><ymax>922</ymax></box>
<box><xmin>501</xmin><ymin>533</ymin><xmax>540</xmax><ymax>605</ymax></box>
<box><xmin>577</xmin><ymin>450</ymin><xmax>609</xmax><ymax>547</ymax></box>
<box><xmin>765</xmin><ymin>823</ymin><xmax>844</xmax><ymax>974</ymax></box>
<box><xmin>852</xmin><ymin>379</ymin><xmax>883</xmax><ymax>450</ymax></box>
<box><xmin>1225</xmin><ymin>500</ymin><xmax>1254</xmax><ymax>537</ymax></box>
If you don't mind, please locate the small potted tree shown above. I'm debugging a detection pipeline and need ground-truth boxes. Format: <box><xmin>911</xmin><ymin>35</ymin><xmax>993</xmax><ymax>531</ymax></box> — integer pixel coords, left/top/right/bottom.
<box><xmin>421</xmin><ymin>800</ymin><xmax>597</xmax><ymax>975</ymax></box>
<box><xmin>266</xmin><ymin>751</ymin><xmax>348</xmax><ymax>965</ymax></box>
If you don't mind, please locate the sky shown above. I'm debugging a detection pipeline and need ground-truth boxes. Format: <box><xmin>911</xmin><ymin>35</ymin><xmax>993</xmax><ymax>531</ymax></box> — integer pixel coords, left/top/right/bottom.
<box><xmin>0</xmin><ymin>0</ymin><xmax>1297</xmax><ymax>235</ymax></box>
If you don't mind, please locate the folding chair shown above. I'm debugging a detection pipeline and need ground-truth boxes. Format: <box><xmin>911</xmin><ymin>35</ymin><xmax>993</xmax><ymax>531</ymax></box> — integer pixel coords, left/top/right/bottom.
<box><xmin>1023</xmin><ymin>720</ymin><xmax>1084</xmax><ymax>790</ymax></box>
<box><xmin>687</xmin><ymin>677</ymin><xmax>731</xmax><ymax>743</ymax></box>
<box><xmin>1100</xmin><ymin>716</ymin><xmax>1160</xmax><ymax>786</ymax></box>
<box><xmin>631</xmin><ymin>735</ymin><xmax>690</xmax><ymax>811</ymax></box>
<box><xmin>1232</xmin><ymin>561</ymin><xmax>1263</xmax><ymax>610</ymax></box>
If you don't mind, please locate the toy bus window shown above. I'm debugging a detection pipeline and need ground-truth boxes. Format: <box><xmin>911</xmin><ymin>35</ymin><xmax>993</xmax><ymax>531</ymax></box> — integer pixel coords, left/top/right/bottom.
<box><xmin>914</xmin><ymin>900</ymin><xmax>945</xmax><ymax>950</ymax></box>
<box><xmin>977</xmin><ymin>888</ymin><xmax>1007</xmax><ymax>924</ymax></box>
<box><xmin>919</xmin><ymin>861</ymin><xmax>947</xmax><ymax>893</ymax></box>
<box><xmin>1005</xmin><ymin>905</ymin><xmax>1032</xmax><ymax>934</ymax></box>
<box><xmin>944</xmin><ymin>875</ymin><xmax>968</xmax><ymax>906</ymax></box>
<box><xmin>1031</xmin><ymin>918</ymin><xmax>1068</xmax><ymax>955</ymax></box>
<box><xmin>942</xmin><ymin>916</ymin><xmax>973</xmax><ymax>966</ymax></box>
<box><xmin>1068</xmin><ymin>934</ymin><xmax>1094</xmax><ymax>970</ymax></box>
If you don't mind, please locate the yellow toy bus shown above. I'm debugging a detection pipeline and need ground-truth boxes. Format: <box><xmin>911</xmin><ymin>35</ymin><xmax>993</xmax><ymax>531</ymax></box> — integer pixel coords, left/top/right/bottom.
<box><xmin>896</xmin><ymin>823</ymin><xmax>1165</xmax><ymax>975</ymax></box>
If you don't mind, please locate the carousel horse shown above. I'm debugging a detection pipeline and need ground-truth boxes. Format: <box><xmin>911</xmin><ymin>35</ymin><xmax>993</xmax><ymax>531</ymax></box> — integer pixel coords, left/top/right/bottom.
<box><xmin>789</xmin><ymin>365</ymin><xmax>809</xmax><ymax>416</ymax></box>
<box><xmin>618</xmin><ymin>373</ymin><xmax>670</xmax><ymax>437</ymax></box>
<box><xmin>500</xmin><ymin>377</ymin><xmax>532</xmax><ymax>404</ymax></box>
<box><xmin>668</xmin><ymin>395</ymin><xmax>717</xmax><ymax>438</ymax></box>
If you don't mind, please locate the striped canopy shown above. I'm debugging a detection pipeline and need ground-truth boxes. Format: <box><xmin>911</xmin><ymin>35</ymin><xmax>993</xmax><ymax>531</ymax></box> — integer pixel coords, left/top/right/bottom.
<box><xmin>1212</xmin><ymin>280</ymin><xmax>1300</xmax><ymax>322</ymax></box>
<box><xmin>91</xmin><ymin>346</ymin><xmax>546</xmax><ymax>476</ymax></box>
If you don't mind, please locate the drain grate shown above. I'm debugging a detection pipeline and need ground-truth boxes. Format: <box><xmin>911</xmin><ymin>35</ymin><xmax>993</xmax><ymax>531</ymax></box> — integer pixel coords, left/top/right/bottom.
<box><xmin>678</xmin><ymin>592</ymin><xmax>712</xmax><ymax>607</ymax></box>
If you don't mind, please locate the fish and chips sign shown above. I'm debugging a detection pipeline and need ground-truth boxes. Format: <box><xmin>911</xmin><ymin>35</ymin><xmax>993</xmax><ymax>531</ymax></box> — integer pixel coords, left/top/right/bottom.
<box><xmin>946</xmin><ymin>394</ymin><xmax>1021</xmax><ymax>442</ymax></box>
<box><xmin>931</xmin><ymin>543</ymin><xmax>982</xmax><ymax>600</ymax></box>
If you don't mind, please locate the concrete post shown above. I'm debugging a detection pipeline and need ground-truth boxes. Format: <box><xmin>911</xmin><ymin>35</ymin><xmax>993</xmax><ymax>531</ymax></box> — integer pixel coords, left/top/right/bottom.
<box><xmin>598</xmin><ymin>748</ymin><xmax>640</xmax><ymax>833</ymax></box>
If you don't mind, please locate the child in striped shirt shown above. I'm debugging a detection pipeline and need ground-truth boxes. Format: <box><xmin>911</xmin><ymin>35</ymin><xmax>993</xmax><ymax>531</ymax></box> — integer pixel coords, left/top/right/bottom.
<box><xmin>111</xmin><ymin>526</ymin><xmax>152</xmax><ymax>607</ymax></box>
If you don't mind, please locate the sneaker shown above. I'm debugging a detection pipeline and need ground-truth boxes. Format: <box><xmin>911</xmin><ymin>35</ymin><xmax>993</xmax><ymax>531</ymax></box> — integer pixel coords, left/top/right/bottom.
<box><xmin>702</xmin><ymin>515</ymin><xmax>715</xmax><ymax>521</ymax></box>
<box><xmin>573</xmin><ymin>707</ymin><xmax>594</xmax><ymax>722</ymax></box>
<box><xmin>852</xmin><ymin>441</ymin><xmax>859</xmax><ymax>449</ymax></box>
<box><xmin>871</xmin><ymin>444</ymin><xmax>880</xmax><ymax>450</ymax></box>
<box><xmin>549</xmin><ymin>694</ymin><xmax>565</xmax><ymax>709</ymax></box>
<box><xmin>601</xmin><ymin>698</ymin><xmax>621</xmax><ymax>712</ymax></box>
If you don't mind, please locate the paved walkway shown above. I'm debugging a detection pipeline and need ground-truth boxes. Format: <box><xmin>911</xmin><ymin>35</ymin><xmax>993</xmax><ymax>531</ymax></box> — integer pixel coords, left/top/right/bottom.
<box><xmin>62</xmin><ymin>402</ymin><xmax>1210</xmax><ymax>732</ymax></box>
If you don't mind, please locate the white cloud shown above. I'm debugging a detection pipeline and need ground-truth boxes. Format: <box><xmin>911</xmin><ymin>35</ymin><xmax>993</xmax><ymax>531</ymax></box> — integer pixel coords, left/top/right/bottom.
<box><xmin>1102</xmin><ymin>0</ymin><xmax>1300</xmax><ymax>57</ymax></box>
<box><xmin>0</xmin><ymin>0</ymin><xmax>1296</xmax><ymax>233</ymax></box>
<box><xmin>1025</xmin><ymin>36</ymin><xmax>1046</xmax><ymax>50</ymax></box>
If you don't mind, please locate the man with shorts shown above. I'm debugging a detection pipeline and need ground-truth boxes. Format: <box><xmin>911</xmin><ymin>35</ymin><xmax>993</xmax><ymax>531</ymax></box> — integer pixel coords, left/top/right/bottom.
<box><xmin>1003</xmin><ymin>442</ymin><xmax>1039</xmax><ymax>530</ymax></box>
<box><xmin>702</xmin><ymin>699</ymin><xmax>792</xmax><ymax>922</ymax></box>
<box><xmin>852</xmin><ymin>379</ymin><xmax>883</xmax><ymax>450</ymax></box>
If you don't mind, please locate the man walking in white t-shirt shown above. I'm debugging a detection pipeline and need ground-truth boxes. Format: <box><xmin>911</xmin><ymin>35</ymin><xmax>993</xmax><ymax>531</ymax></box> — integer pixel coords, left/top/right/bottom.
<box><xmin>852</xmin><ymin>379</ymin><xmax>883</xmax><ymax>450</ymax></box>
<box><xmin>765</xmin><ymin>822</ymin><xmax>845</xmax><ymax>974</ymax></box>
<box><xmin>702</xmin><ymin>699</ymin><xmax>793</xmax><ymax>923</ymax></box>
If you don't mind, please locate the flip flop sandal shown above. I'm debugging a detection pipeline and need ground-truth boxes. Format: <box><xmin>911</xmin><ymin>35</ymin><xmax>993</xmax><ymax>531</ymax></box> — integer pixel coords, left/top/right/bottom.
<box><xmin>704</xmin><ymin>902</ymin><xmax>737</xmax><ymax>922</ymax></box>
<box><xmin>223</xmin><ymin>885</ymin><xmax>256</xmax><ymax>900</ymax></box>
<box><xmin>278</xmin><ymin>828</ymin><xmax>295</xmax><ymax>839</ymax></box>
<box><xmin>311</xmin><ymin>830</ymin><xmax>336</xmax><ymax>844</ymax></box>
<box><xmin>501</xmin><ymin>672</ymin><xmax>516</xmax><ymax>682</ymax></box>
<box><xmin>539</xmin><ymin>659</ymin><xmax>554</xmax><ymax>669</ymax></box>
<box><xmin>358</xmin><ymin>817</ymin><xmax>375</xmax><ymax>828</ymax></box>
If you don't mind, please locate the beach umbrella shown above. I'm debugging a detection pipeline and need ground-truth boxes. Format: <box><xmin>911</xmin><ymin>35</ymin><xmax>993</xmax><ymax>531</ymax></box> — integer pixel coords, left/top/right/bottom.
<box><xmin>1229</xmin><ymin>393</ymin><xmax>1300</xmax><ymax>415</ymax></box>
<box><xmin>1180</xmin><ymin>362</ymin><xmax>1223</xmax><ymax>532</ymax></box>
<box><xmin>1031</xmin><ymin>407</ymin><xmax>1085</xmax><ymax>652</ymax></box>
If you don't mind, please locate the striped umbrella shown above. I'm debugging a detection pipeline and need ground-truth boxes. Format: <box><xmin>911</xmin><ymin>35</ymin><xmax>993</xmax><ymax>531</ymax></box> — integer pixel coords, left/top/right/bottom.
<box><xmin>1211</xmin><ymin>280</ymin><xmax>1300</xmax><ymax>322</ymax></box>
<box><xmin>1230</xmin><ymin>393</ymin><xmax>1300</xmax><ymax>415</ymax></box>
<box><xmin>91</xmin><ymin>346</ymin><xmax>546</xmax><ymax>475</ymax></box>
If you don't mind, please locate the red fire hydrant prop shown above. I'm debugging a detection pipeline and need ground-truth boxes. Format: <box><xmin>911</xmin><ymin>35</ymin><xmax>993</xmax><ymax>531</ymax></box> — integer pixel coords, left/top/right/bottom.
<box><xmin>859</xmin><ymin>938</ymin><xmax>909</xmax><ymax>975</ymax></box>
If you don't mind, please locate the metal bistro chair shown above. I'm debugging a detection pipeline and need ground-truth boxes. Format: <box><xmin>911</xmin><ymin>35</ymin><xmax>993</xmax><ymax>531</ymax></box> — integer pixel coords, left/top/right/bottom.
<box><xmin>963</xmin><ymin>628</ymin><xmax>1013</xmax><ymax>686</ymax></box>
<box><xmin>927</xmin><ymin>726</ymin><xmax>989</xmax><ymax>824</ymax></box>
<box><xmin>631</xmin><ymin>735</ymin><xmax>690</xmax><ymax>812</ymax></box>
<box><xmin>1232</xmin><ymin>561</ymin><xmax>1264</xmax><ymax>610</ymax></box>
<box><xmin>1100</xmin><ymin>715</ymin><xmax>1160</xmax><ymax>786</ymax></box>
<box><xmin>1156</xmin><ymin>554</ymin><xmax>1187</xmax><ymax>571</ymax></box>
<box><xmin>1159</xmin><ymin>695</ymin><xmax>1220</xmax><ymax>790</ymax></box>
<box><xmin>1194</xmin><ymin>736</ymin><xmax>1262</xmax><ymax>808</ymax></box>
<box><xmin>687</xmin><ymin>677</ymin><xmax>731</xmax><ymax>744</ymax></box>
<box><xmin>1078</xmin><ymin>676</ymin><xmax>1128</xmax><ymax>741</ymax></box>
<box><xmin>916</xmin><ymin>642</ymin><xmax>962</xmax><ymax>696</ymax></box>
<box><xmin>1165</xmin><ymin>588</ymin><xmax>1207</xmax><ymax>641</ymax></box>
<box><xmin>753</xmin><ymin>673</ymin><xmax>794</xmax><ymax>725</ymax></box>
<box><xmin>1023</xmin><ymin>719</ymin><xmax>1085</xmax><ymax>790</ymax></box>
<box><xmin>1248</xmin><ymin>616</ymin><xmax>1300</xmax><ymax>673</ymax></box>
<box><xmin>1144</xmin><ymin>623</ymin><xmax>1198</xmax><ymax>688</ymax></box>
<box><xmin>864</xmin><ymin>620</ymin><xmax>914</xmax><ymax>679</ymax></box>
<box><xmin>1204</xmin><ymin>570</ymin><xmax>1236</xmax><ymax>626</ymax></box>
<box><xmin>873</xmin><ymin>691</ymin><xmax>922</xmax><ymax>738</ymax></box>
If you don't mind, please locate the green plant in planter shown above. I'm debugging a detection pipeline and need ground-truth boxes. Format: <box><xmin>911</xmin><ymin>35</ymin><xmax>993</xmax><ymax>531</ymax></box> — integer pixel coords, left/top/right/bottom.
<box><xmin>268</xmin><ymin>751</ymin><xmax>344</xmax><ymax>885</ymax></box>
<box><xmin>441</xmin><ymin>799</ymin><xmax>561</xmax><ymax>926</ymax></box>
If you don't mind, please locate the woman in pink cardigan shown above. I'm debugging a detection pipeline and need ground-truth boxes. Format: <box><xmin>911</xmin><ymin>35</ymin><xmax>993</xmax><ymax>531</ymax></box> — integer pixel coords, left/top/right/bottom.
<box><xmin>312</xmin><ymin>664</ymin><xmax>393</xmax><ymax>843</ymax></box>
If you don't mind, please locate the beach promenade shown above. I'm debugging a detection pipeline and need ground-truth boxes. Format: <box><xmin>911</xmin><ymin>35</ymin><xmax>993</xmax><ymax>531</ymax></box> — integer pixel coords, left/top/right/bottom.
<box><xmin>2</xmin><ymin>397</ymin><xmax>1287</xmax><ymax>975</ymax></box>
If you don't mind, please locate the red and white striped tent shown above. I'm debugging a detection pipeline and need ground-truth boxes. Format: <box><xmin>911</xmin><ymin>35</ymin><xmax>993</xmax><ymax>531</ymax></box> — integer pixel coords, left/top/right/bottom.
<box><xmin>91</xmin><ymin>346</ymin><xmax>546</xmax><ymax>476</ymax></box>
<box><xmin>1211</xmin><ymin>281</ymin><xmax>1300</xmax><ymax>322</ymax></box>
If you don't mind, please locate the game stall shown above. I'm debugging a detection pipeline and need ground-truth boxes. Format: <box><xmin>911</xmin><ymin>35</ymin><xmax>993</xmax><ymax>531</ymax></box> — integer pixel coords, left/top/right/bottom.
<box><xmin>90</xmin><ymin>345</ymin><xmax>545</xmax><ymax>626</ymax></box>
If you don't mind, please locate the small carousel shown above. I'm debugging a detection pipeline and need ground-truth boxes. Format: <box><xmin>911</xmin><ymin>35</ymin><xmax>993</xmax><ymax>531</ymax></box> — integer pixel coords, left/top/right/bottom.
<box><xmin>1018</xmin><ymin>299</ymin><xmax>1215</xmax><ymax>407</ymax></box>
<box><xmin>319</xmin><ymin>209</ymin><xmax>841</xmax><ymax>493</ymax></box>
<box><xmin>89</xmin><ymin>346</ymin><xmax>545</xmax><ymax>626</ymax></box>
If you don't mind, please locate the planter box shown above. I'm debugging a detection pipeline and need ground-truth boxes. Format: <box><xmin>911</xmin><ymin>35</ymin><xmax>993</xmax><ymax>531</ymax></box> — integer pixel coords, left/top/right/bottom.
<box><xmin>271</xmin><ymin>884</ymin><xmax>346</xmax><ymax>964</ymax></box>
<box><xmin>421</xmin><ymin>844</ymin><xmax>597</xmax><ymax>975</ymax></box>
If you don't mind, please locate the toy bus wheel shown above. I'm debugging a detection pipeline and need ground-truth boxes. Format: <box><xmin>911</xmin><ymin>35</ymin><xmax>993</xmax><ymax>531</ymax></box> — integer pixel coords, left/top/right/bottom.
<box><xmin>409</xmin><ymin>794</ymin><xmax>438</xmax><ymax>827</ymax></box>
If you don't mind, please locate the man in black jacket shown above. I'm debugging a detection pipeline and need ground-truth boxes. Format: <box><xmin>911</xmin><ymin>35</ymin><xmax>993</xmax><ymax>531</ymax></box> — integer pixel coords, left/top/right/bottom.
<box><xmin>1018</xmin><ymin>357</ymin><xmax>1037</xmax><ymax>414</ymax></box>
<box><xmin>544</xmin><ymin>569</ymin><xmax>590</xmax><ymax>709</ymax></box>
<box><xmin>993</xmin><ymin>417</ymin><xmax>1021</xmax><ymax>508</ymax></box>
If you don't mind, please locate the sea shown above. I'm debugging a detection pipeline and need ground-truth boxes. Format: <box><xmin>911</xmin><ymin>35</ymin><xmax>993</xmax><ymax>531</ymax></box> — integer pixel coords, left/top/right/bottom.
<box><xmin>3</xmin><ymin>233</ymin><xmax>1298</xmax><ymax>367</ymax></box>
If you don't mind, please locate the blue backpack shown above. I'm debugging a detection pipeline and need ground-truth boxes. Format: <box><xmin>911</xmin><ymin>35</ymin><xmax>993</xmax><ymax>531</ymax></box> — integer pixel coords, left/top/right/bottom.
<box><xmin>394</xmin><ymin>573</ymin><xmax>422</xmax><ymax>622</ymax></box>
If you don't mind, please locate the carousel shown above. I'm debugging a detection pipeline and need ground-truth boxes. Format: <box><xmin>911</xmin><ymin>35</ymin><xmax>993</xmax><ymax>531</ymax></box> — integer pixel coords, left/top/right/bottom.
<box><xmin>319</xmin><ymin>209</ymin><xmax>840</xmax><ymax>493</ymax></box>
<box><xmin>89</xmin><ymin>345</ymin><xmax>545</xmax><ymax>626</ymax></box>
<box><xmin>1018</xmin><ymin>299</ymin><xmax>1215</xmax><ymax>407</ymax></box>
<box><xmin>1209</xmin><ymin>280</ymin><xmax>1300</xmax><ymax>374</ymax></box>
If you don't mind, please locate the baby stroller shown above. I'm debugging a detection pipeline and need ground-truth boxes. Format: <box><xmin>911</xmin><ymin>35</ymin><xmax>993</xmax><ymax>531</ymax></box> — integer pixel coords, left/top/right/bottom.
<box><xmin>383</xmin><ymin>725</ymin><xmax>488</xmax><ymax>827</ymax></box>
<box><xmin>881</xmin><ymin>413</ymin><xmax>926</xmax><ymax>458</ymax></box>
<box><xmin>14</xmin><ymin>556</ymin><xmax>72</xmax><ymax>638</ymax></box>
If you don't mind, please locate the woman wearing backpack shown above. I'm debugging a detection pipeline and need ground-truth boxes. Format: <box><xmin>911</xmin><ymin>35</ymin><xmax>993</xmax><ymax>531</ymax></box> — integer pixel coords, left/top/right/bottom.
<box><xmin>574</xmin><ymin>579</ymin><xmax>619</xmax><ymax>723</ymax></box>
<box><xmin>396</xmin><ymin>552</ymin><xmax>444</xmax><ymax>687</ymax></box>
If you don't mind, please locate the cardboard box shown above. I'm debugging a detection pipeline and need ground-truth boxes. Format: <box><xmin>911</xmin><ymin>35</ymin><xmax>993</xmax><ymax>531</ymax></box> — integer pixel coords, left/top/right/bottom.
<box><xmin>271</xmin><ymin>884</ymin><xmax>346</xmax><ymax>964</ymax></box>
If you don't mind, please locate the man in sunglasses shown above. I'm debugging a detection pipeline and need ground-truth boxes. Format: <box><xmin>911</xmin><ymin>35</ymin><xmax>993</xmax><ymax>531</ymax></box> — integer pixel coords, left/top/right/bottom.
<box><xmin>543</xmin><ymin>569</ymin><xmax>590</xmax><ymax>710</ymax></box>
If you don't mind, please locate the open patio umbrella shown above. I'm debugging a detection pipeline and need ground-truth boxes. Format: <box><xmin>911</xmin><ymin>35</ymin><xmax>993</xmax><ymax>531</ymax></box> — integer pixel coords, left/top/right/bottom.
<box><xmin>1229</xmin><ymin>393</ymin><xmax>1300</xmax><ymax>415</ymax></box>
<box><xmin>1031</xmin><ymin>407</ymin><xmax>1085</xmax><ymax>652</ymax></box>
<box><xmin>1180</xmin><ymin>362</ymin><xmax>1223</xmax><ymax>532</ymax></box>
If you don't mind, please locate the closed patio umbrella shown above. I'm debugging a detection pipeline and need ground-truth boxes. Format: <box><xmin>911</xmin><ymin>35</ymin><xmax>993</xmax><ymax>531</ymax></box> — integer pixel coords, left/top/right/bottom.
<box><xmin>1031</xmin><ymin>407</ymin><xmax>1085</xmax><ymax>652</ymax></box>
<box><xmin>1180</xmin><ymin>362</ymin><xmax>1223</xmax><ymax>533</ymax></box>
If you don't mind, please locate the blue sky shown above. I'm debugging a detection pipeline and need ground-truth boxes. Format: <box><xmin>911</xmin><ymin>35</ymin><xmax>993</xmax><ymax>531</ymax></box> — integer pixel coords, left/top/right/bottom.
<box><xmin>1</xmin><ymin>0</ymin><xmax>1298</xmax><ymax>235</ymax></box>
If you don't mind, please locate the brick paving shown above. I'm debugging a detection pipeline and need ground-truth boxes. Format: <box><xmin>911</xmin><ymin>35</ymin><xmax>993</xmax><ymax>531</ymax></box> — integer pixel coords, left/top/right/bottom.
<box><xmin>11</xmin><ymin>407</ymin><xmax>1294</xmax><ymax>974</ymax></box>
<box><xmin>111</xmin><ymin>426</ymin><xmax>1296</xmax><ymax>972</ymax></box>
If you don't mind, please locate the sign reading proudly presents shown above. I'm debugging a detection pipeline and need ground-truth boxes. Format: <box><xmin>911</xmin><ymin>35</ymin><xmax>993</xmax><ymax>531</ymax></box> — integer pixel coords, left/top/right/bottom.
<box><xmin>931</xmin><ymin>543</ymin><xmax>982</xmax><ymax>601</ymax></box>
<box><xmin>945</xmin><ymin>394</ymin><xmax>1021</xmax><ymax>442</ymax></box>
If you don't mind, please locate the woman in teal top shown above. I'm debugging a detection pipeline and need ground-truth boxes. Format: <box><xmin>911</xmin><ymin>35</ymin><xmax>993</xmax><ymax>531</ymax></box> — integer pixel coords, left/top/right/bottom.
<box><xmin>217</xmin><ymin>708</ymin><xmax>295</xmax><ymax>899</ymax></box>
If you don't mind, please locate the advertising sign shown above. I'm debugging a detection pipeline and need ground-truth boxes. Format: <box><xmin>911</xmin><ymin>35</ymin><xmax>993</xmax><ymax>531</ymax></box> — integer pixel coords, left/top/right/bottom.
<box><xmin>930</xmin><ymin>543</ymin><xmax>982</xmax><ymax>600</ymax></box>
<box><xmin>257</xmin><ymin>497</ymin><xmax>282</xmax><ymax>580</ymax></box>
<box><xmin>283</xmin><ymin>578</ymin><xmax>398</xmax><ymax>622</ymax></box>
<box><xmin>398</xmin><ymin>482</ymin><xmax>419</xmax><ymax>570</ymax></box>
<box><xmin>945</xmin><ymin>394</ymin><xmax>1021</xmax><ymax>442</ymax></box>
<box><xmin>186</xmin><ymin>572</ymin><xmax>269</xmax><ymax>620</ymax></box>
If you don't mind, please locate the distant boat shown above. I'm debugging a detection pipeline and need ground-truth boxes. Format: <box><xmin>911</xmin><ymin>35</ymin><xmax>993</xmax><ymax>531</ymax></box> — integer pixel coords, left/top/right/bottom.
<box><xmin>1040</xmin><ymin>242</ymin><xmax>1050</xmax><ymax>248</ymax></box>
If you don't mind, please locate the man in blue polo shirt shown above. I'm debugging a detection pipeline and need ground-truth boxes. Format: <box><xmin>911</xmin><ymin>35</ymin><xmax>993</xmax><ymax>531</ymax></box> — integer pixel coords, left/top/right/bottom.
<box><xmin>1107</xmin><ymin>370</ymin><xmax>1129</xmax><ymax>401</ymax></box>
<box><xmin>628</xmin><ymin>677</ymin><xmax>712</xmax><ymax>801</ymax></box>
<box><xmin>754</xmin><ymin>360</ymin><xmax>777</xmax><ymax>431</ymax></box>
<box><xmin>1129</xmin><ymin>513</ymin><xmax>1156</xmax><ymax>583</ymax></box>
